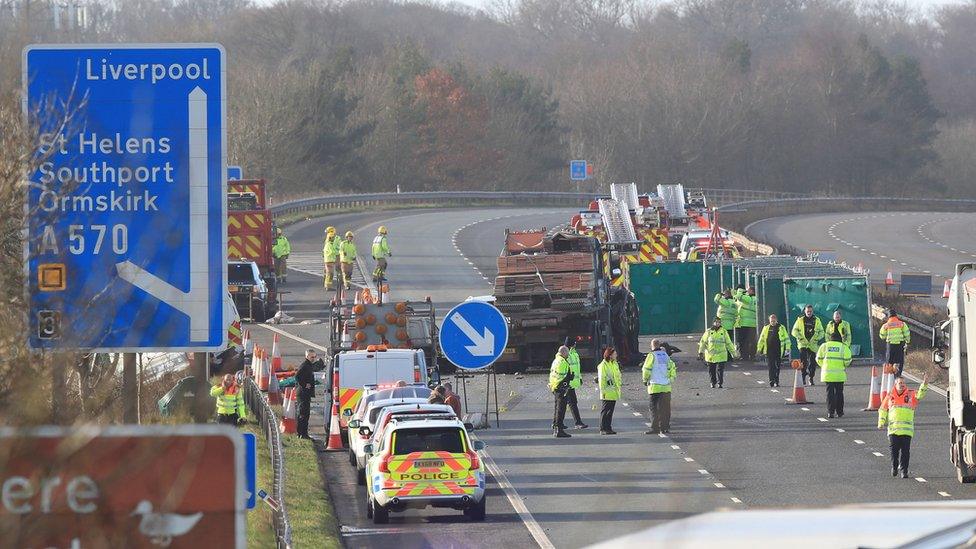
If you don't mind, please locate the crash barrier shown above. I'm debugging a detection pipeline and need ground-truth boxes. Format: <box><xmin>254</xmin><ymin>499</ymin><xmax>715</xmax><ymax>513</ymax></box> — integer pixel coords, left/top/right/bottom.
<box><xmin>270</xmin><ymin>188</ymin><xmax>809</xmax><ymax>218</ymax></box>
<box><xmin>244</xmin><ymin>377</ymin><xmax>294</xmax><ymax>549</ymax></box>
<box><xmin>629</xmin><ymin>257</ymin><xmax>873</xmax><ymax>358</ymax></box>
<box><xmin>869</xmin><ymin>303</ymin><xmax>936</xmax><ymax>342</ymax></box>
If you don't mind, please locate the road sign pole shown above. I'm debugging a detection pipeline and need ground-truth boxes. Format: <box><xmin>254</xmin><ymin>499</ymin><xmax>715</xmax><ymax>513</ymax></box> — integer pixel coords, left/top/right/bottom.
<box><xmin>193</xmin><ymin>352</ymin><xmax>211</xmax><ymax>423</ymax></box>
<box><xmin>49</xmin><ymin>351</ymin><xmax>66</xmax><ymax>424</ymax></box>
<box><xmin>122</xmin><ymin>353</ymin><xmax>138</xmax><ymax>423</ymax></box>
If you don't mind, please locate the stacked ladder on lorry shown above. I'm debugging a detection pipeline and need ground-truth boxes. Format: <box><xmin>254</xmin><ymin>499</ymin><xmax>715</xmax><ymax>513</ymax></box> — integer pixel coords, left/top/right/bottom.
<box><xmin>610</xmin><ymin>182</ymin><xmax>640</xmax><ymax>212</ymax></box>
<box><xmin>657</xmin><ymin>183</ymin><xmax>688</xmax><ymax>220</ymax></box>
<box><xmin>597</xmin><ymin>198</ymin><xmax>638</xmax><ymax>244</ymax></box>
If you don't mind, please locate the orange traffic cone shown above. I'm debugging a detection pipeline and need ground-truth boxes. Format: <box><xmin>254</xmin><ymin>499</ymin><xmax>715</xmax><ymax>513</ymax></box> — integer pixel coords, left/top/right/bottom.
<box><xmin>268</xmin><ymin>367</ymin><xmax>282</xmax><ymax>405</ymax></box>
<box><xmin>257</xmin><ymin>348</ymin><xmax>270</xmax><ymax>391</ymax></box>
<box><xmin>862</xmin><ymin>365</ymin><xmax>882</xmax><ymax>411</ymax></box>
<box><xmin>326</xmin><ymin>400</ymin><xmax>344</xmax><ymax>450</ymax></box>
<box><xmin>786</xmin><ymin>360</ymin><xmax>810</xmax><ymax>404</ymax></box>
<box><xmin>271</xmin><ymin>333</ymin><xmax>282</xmax><ymax>373</ymax></box>
<box><xmin>241</xmin><ymin>329</ymin><xmax>252</xmax><ymax>357</ymax></box>
<box><xmin>885</xmin><ymin>271</ymin><xmax>894</xmax><ymax>287</ymax></box>
<box><xmin>880</xmin><ymin>363</ymin><xmax>894</xmax><ymax>402</ymax></box>
<box><xmin>249</xmin><ymin>345</ymin><xmax>259</xmax><ymax>380</ymax></box>
<box><xmin>279</xmin><ymin>388</ymin><xmax>297</xmax><ymax>434</ymax></box>
<box><xmin>943</xmin><ymin>279</ymin><xmax>952</xmax><ymax>299</ymax></box>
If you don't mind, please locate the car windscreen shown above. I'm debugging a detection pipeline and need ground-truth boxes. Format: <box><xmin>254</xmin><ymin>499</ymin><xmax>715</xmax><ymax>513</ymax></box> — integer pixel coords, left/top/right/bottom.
<box><xmin>228</xmin><ymin>263</ymin><xmax>255</xmax><ymax>285</ymax></box>
<box><xmin>372</xmin><ymin>387</ymin><xmax>431</xmax><ymax>400</ymax></box>
<box><xmin>393</xmin><ymin>427</ymin><xmax>465</xmax><ymax>455</ymax></box>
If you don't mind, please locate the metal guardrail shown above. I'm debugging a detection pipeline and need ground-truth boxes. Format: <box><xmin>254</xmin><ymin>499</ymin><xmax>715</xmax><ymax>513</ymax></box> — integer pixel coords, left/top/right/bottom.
<box><xmin>269</xmin><ymin>188</ymin><xmax>810</xmax><ymax>217</ymax></box>
<box><xmin>870</xmin><ymin>303</ymin><xmax>937</xmax><ymax>342</ymax></box>
<box><xmin>244</xmin><ymin>377</ymin><xmax>293</xmax><ymax>549</ymax></box>
<box><xmin>717</xmin><ymin>196</ymin><xmax>976</xmax><ymax>212</ymax></box>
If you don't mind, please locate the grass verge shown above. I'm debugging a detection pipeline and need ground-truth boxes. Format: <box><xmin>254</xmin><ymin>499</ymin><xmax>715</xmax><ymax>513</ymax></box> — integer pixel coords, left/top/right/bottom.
<box><xmin>280</xmin><ymin>434</ymin><xmax>342</xmax><ymax>548</ymax></box>
<box><xmin>244</xmin><ymin>423</ymin><xmax>277</xmax><ymax>548</ymax></box>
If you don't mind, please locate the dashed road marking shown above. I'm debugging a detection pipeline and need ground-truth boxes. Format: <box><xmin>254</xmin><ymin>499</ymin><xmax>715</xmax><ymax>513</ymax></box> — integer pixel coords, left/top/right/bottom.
<box><xmin>671</xmin><ymin>445</ymin><xmax>680</xmax><ymax>450</ymax></box>
<box><xmin>698</xmin><ymin>469</ymin><xmax>709</xmax><ymax>475</ymax></box>
<box><xmin>872</xmin><ymin>452</ymin><xmax>884</xmax><ymax>457</ymax></box>
<box><xmin>684</xmin><ymin>457</ymin><xmax>695</xmax><ymax>462</ymax></box>
<box><xmin>714</xmin><ymin>482</ymin><xmax>725</xmax><ymax>488</ymax></box>
<box><xmin>730</xmin><ymin>497</ymin><xmax>742</xmax><ymax>504</ymax></box>
<box><xmin>835</xmin><ymin>428</ymin><xmax>845</xmax><ymax>433</ymax></box>
<box><xmin>817</xmin><ymin>417</ymin><xmax>828</xmax><ymax>422</ymax></box>
<box><xmin>916</xmin><ymin>477</ymin><xmax>927</xmax><ymax>483</ymax></box>
<box><xmin>939</xmin><ymin>491</ymin><xmax>951</xmax><ymax>497</ymax></box>
<box><xmin>632</xmin><ymin>412</ymin><xmax>642</xmax><ymax>417</ymax></box>
<box><xmin>801</xmin><ymin>407</ymin><xmax>810</xmax><ymax>411</ymax></box>
<box><xmin>854</xmin><ymin>439</ymin><xmax>864</xmax><ymax>445</ymax></box>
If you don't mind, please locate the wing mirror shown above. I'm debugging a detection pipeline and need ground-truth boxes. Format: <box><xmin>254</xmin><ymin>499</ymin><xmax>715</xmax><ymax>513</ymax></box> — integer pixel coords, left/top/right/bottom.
<box><xmin>932</xmin><ymin>348</ymin><xmax>948</xmax><ymax>369</ymax></box>
<box><xmin>348</xmin><ymin>419</ymin><xmax>361</xmax><ymax>428</ymax></box>
<box><xmin>363</xmin><ymin>443</ymin><xmax>373</xmax><ymax>454</ymax></box>
<box><xmin>473</xmin><ymin>440</ymin><xmax>486</xmax><ymax>451</ymax></box>
<box><xmin>464</xmin><ymin>422</ymin><xmax>474</xmax><ymax>430</ymax></box>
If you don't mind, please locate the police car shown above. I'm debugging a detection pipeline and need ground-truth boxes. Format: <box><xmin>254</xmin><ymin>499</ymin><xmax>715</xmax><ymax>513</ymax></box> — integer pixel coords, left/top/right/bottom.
<box><xmin>363</xmin><ymin>416</ymin><xmax>487</xmax><ymax>524</ymax></box>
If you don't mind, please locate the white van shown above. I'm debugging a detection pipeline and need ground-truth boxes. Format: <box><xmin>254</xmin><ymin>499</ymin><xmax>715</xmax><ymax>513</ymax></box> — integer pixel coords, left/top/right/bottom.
<box><xmin>328</xmin><ymin>346</ymin><xmax>433</xmax><ymax>438</ymax></box>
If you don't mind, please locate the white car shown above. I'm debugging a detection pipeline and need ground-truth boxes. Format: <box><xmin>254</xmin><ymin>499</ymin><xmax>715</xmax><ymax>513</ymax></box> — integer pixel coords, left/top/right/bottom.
<box><xmin>340</xmin><ymin>383</ymin><xmax>431</xmax><ymax>436</ymax></box>
<box><xmin>364</xmin><ymin>416</ymin><xmax>486</xmax><ymax>524</ymax></box>
<box><xmin>348</xmin><ymin>396</ymin><xmax>431</xmax><ymax>483</ymax></box>
<box><xmin>353</xmin><ymin>403</ymin><xmax>457</xmax><ymax>479</ymax></box>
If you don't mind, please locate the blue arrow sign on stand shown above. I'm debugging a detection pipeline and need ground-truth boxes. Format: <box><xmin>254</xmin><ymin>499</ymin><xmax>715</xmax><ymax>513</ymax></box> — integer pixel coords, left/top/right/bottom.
<box><xmin>24</xmin><ymin>44</ymin><xmax>226</xmax><ymax>351</ymax></box>
<box><xmin>439</xmin><ymin>301</ymin><xmax>509</xmax><ymax>370</ymax></box>
<box><xmin>227</xmin><ymin>165</ymin><xmax>242</xmax><ymax>180</ymax></box>
<box><xmin>570</xmin><ymin>160</ymin><xmax>588</xmax><ymax>181</ymax></box>
<box><xmin>243</xmin><ymin>432</ymin><xmax>256</xmax><ymax>510</ymax></box>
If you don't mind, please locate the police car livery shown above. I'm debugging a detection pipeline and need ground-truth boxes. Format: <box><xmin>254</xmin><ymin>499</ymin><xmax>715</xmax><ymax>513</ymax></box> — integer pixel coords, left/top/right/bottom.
<box><xmin>363</xmin><ymin>416</ymin><xmax>487</xmax><ymax>523</ymax></box>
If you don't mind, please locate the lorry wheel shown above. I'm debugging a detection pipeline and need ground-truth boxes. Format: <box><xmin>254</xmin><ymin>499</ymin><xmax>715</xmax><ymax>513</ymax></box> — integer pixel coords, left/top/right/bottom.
<box><xmin>372</xmin><ymin>499</ymin><xmax>389</xmax><ymax>524</ymax></box>
<box><xmin>365</xmin><ymin>493</ymin><xmax>373</xmax><ymax>518</ymax></box>
<box><xmin>957</xmin><ymin>466</ymin><xmax>976</xmax><ymax>484</ymax></box>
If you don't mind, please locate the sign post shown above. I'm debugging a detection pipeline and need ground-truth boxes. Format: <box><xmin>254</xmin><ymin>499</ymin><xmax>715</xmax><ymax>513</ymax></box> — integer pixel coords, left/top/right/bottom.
<box><xmin>0</xmin><ymin>425</ymin><xmax>244</xmax><ymax>547</ymax></box>
<box><xmin>23</xmin><ymin>44</ymin><xmax>227</xmax><ymax>352</ymax></box>
<box><xmin>439</xmin><ymin>301</ymin><xmax>509</xmax><ymax>428</ymax></box>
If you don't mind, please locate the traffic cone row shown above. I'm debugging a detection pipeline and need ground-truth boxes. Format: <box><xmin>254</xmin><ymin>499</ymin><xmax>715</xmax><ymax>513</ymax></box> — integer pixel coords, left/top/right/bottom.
<box><xmin>271</xmin><ymin>333</ymin><xmax>282</xmax><ymax>374</ymax></box>
<box><xmin>255</xmin><ymin>347</ymin><xmax>270</xmax><ymax>391</ymax></box>
<box><xmin>326</xmin><ymin>399</ymin><xmax>344</xmax><ymax>450</ymax></box>
<box><xmin>786</xmin><ymin>360</ymin><xmax>810</xmax><ymax>404</ymax></box>
<box><xmin>862</xmin><ymin>365</ymin><xmax>882</xmax><ymax>411</ymax></box>
<box><xmin>279</xmin><ymin>388</ymin><xmax>297</xmax><ymax>434</ymax></box>
<box><xmin>241</xmin><ymin>329</ymin><xmax>252</xmax><ymax>357</ymax></box>
<box><xmin>267</xmin><ymin>365</ymin><xmax>282</xmax><ymax>405</ymax></box>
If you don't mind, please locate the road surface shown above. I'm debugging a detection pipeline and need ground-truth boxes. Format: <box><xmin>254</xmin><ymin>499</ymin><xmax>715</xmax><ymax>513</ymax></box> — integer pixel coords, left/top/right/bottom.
<box><xmin>749</xmin><ymin>211</ymin><xmax>976</xmax><ymax>293</ymax></box>
<box><xmin>243</xmin><ymin>207</ymin><xmax>971</xmax><ymax>549</ymax></box>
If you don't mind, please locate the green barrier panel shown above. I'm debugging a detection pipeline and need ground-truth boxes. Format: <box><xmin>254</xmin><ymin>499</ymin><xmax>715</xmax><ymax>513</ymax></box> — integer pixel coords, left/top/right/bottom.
<box><xmin>758</xmin><ymin>275</ymin><xmax>787</xmax><ymax>330</ymax></box>
<box><xmin>703</xmin><ymin>263</ymin><xmax>735</xmax><ymax>330</ymax></box>
<box><xmin>630</xmin><ymin>262</ymin><xmax>706</xmax><ymax>335</ymax></box>
<box><xmin>783</xmin><ymin>276</ymin><xmax>873</xmax><ymax>359</ymax></box>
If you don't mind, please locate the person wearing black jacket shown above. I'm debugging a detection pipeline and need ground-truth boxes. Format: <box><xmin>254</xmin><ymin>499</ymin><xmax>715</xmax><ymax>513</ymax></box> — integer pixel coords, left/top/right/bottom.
<box><xmin>295</xmin><ymin>349</ymin><xmax>325</xmax><ymax>439</ymax></box>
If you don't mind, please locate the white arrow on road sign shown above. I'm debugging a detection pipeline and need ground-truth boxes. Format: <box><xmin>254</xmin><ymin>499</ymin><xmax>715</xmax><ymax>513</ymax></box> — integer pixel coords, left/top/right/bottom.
<box><xmin>449</xmin><ymin>311</ymin><xmax>495</xmax><ymax>356</ymax></box>
<box><xmin>116</xmin><ymin>86</ymin><xmax>212</xmax><ymax>342</ymax></box>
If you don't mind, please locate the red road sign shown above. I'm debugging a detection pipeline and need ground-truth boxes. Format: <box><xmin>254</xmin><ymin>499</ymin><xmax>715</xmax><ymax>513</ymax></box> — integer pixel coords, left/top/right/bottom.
<box><xmin>0</xmin><ymin>425</ymin><xmax>244</xmax><ymax>548</ymax></box>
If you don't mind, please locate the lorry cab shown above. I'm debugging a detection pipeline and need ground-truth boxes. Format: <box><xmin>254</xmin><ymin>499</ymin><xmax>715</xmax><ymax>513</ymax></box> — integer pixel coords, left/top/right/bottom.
<box><xmin>331</xmin><ymin>346</ymin><xmax>430</xmax><ymax>434</ymax></box>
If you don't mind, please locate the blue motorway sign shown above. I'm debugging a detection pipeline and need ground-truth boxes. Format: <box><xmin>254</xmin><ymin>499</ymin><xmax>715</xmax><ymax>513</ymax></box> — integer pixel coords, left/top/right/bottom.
<box><xmin>24</xmin><ymin>44</ymin><xmax>226</xmax><ymax>351</ymax></box>
<box><xmin>439</xmin><ymin>301</ymin><xmax>509</xmax><ymax>370</ymax></box>
<box><xmin>243</xmin><ymin>432</ymin><xmax>257</xmax><ymax>510</ymax></box>
<box><xmin>227</xmin><ymin>165</ymin><xmax>242</xmax><ymax>180</ymax></box>
<box><xmin>570</xmin><ymin>160</ymin><xmax>588</xmax><ymax>181</ymax></box>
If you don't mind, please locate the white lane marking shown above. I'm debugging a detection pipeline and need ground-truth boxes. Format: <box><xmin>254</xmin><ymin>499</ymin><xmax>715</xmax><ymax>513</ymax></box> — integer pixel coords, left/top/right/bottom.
<box><xmin>684</xmin><ymin>457</ymin><xmax>695</xmax><ymax>462</ymax></box>
<box><xmin>743</xmin><ymin>372</ymin><xmax>751</xmax><ymax>376</ymax></box>
<box><xmin>801</xmin><ymin>407</ymin><xmax>810</xmax><ymax>411</ymax></box>
<box><xmin>714</xmin><ymin>482</ymin><xmax>725</xmax><ymax>488</ymax></box>
<box><xmin>854</xmin><ymin>439</ymin><xmax>864</xmax><ymax>445</ymax></box>
<box><xmin>480</xmin><ymin>447</ymin><xmax>554</xmax><ymax>549</ymax></box>
<box><xmin>671</xmin><ymin>445</ymin><xmax>680</xmax><ymax>450</ymax></box>
<box><xmin>645</xmin><ymin>422</ymin><xmax>653</xmax><ymax>427</ymax></box>
<box><xmin>873</xmin><ymin>452</ymin><xmax>884</xmax><ymax>457</ymax></box>
<box><xmin>730</xmin><ymin>497</ymin><xmax>742</xmax><ymax>504</ymax></box>
<box><xmin>621</xmin><ymin>402</ymin><xmax>629</xmax><ymax>407</ymax></box>
<box><xmin>940</xmin><ymin>491</ymin><xmax>951</xmax><ymax>497</ymax></box>
<box><xmin>916</xmin><ymin>477</ymin><xmax>927</xmax><ymax>483</ymax></box>
<box><xmin>658</xmin><ymin>433</ymin><xmax>667</xmax><ymax>438</ymax></box>
<box><xmin>256</xmin><ymin>324</ymin><xmax>329</xmax><ymax>353</ymax></box>
<box><xmin>698</xmin><ymin>469</ymin><xmax>709</xmax><ymax>475</ymax></box>
<box><xmin>817</xmin><ymin>417</ymin><xmax>828</xmax><ymax>422</ymax></box>
<box><xmin>756</xmin><ymin>380</ymin><xmax>764</xmax><ymax>384</ymax></box>
<box><xmin>632</xmin><ymin>412</ymin><xmax>643</xmax><ymax>417</ymax></box>
<box><xmin>835</xmin><ymin>428</ymin><xmax>845</xmax><ymax>433</ymax></box>
<box><xmin>770</xmin><ymin>389</ymin><xmax>779</xmax><ymax>393</ymax></box>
